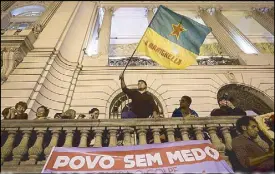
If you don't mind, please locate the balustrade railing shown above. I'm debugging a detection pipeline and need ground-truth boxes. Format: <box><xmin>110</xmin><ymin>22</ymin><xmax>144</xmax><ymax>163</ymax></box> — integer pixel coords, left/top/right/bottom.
<box><xmin>1</xmin><ymin>116</ymin><xmax>244</xmax><ymax>169</ymax></box>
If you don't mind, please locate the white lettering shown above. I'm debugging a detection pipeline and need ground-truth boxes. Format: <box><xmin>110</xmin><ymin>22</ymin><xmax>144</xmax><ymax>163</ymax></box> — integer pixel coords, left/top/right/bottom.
<box><xmin>136</xmin><ymin>154</ymin><xmax>147</xmax><ymax>167</ymax></box>
<box><xmin>166</xmin><ymin>151</ymin><xmax>184</xmax><ymax>164</ymax></box>
<box><xmin>86</xmin><ymin>156</ymin><xmax>101</xmax><ymax>169</ymax></box>
<box><xmin>69</xmin><ymin>156</ymin><xmax>85</xmax><ymax>170</ymax></box>
<box><xmin>145</xmin><ymin>153</ymin><xmax>163</xmax><ymax>166</ymax></box>
<box><xmin>124</xmin><ymin>155</ymin><xmax>135</xmax><ymax>168</ymax></box>
<box><xmin>205</xmin><ymin>146</ymin><xmax>219</xmax><ymax>160</ymax></box>
<box><xmin>53</xmin><ymin>156</ymin><xmax>70</xmax><ymax>169</ymax></box>
<box><xmin>99</xmin><ymin>156</ymin><xmax>115</xmax><ymax>169</ymax></box>
<box><xmin>180</xmin><ymin>150</ymin><xmax>195</xmax><ymax>162</ymax></box>
<box><xmin>191</xmin><ymin>148</ymin><xmax>207</xmax><ymax>161</ymax></box>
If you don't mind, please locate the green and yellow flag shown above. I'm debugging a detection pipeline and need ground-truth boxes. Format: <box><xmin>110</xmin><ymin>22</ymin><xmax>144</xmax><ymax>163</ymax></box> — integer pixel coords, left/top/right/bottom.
<box><xmin>136</xmin><ymin>5</ymin><xmax>211</xmax><ymax>69</ymax></box>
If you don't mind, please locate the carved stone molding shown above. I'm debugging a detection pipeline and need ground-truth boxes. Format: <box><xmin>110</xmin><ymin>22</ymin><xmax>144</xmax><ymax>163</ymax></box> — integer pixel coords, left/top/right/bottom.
<box><xmin>197</xmin><ymin>57</ymin><xmax>240</xmax><ymax>65</ymax></box>
<box><xmin>8</xmin><ymin>1</ymin><xmax>53</xmax><ymax>12</ymax></box>
<box><xmin>254</xmin><ymin>43</ymin><xmax>274</xmax><ymax>54</ymax></box>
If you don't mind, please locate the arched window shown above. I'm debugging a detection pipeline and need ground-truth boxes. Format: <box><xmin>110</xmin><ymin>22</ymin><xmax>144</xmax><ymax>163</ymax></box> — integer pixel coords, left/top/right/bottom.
<box><xmin>6</xmin><ymin>5</ymin><xmax>45</xmax><ymax>30</ymax></box>
<box><xmin>217</xmin><ymin>84</ymin><xmax>274</xmax><ymax>115</ymax></box>
<box><xmin>109</xmin><ymin>91</ymin><xmax>164</xmax><ymax>119</ymax></box>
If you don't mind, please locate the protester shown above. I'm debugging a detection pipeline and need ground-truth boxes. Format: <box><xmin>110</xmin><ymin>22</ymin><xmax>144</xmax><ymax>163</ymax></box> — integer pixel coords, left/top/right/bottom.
<box><xmin>232</xmin><ymin>116</ymin><xmax>274</xmax><ymax>172</ymax></box>
<box><xmin>210</xmin><ymin>93</ymin><xmax>246</xmax><ymax>116</ymax></box>
<box><xmin>60</xmin><ymin>109</ymin><xmax>76</xmax><ymax>119</ymax></box>
<box><xmin>119</xmin><ymin>73</ymin><xmax>159</xmax><ymax>118</ymax></box>
<box><xmin>34</xmin><ymin>105</ymin><xmax>49</xmax><ymax>120</ymax></box>
<box><xmin>172</xmin><ymin>95</ymin><xmax>198</xmax><ymax>118</ymax></box>
<box><xmin>89</xmin><ymin>108</ymin><xmax>99</xmax><ymax>119</ymax></box>
<box><xmin>2</xmin><ymin>101</ymin><xmax>28</xmax><ymax>119</ymax></box>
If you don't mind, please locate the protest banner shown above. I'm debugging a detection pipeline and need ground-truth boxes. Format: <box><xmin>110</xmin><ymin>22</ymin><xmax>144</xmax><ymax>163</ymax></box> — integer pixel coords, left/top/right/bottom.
<box><xmin>42</xmin><ymin>140</ymin><xmax>233</xmax><ymax>173</ymax></box>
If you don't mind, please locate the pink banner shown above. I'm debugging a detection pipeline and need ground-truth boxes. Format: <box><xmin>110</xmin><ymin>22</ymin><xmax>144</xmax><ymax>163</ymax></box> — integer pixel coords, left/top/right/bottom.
<box><xmin>42</xmin><ymin>140</ymin><xmax>233</xmax><ymax>173</ymax></box>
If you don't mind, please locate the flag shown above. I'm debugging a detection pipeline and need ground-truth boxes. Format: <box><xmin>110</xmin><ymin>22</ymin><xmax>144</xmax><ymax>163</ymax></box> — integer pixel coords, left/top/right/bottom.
<box><xmin>136</xmin><ymin>5</ymin><xmax>212</xmax><ymax>69</ymax></box>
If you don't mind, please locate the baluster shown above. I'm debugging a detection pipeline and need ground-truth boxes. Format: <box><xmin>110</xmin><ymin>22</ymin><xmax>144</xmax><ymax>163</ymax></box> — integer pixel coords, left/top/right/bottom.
<box><xmin>63</xmin><ymin>128</ymin><xmax>76</xmax><ymax>147</ymax></box>
<box><xmin>165</xmin><ymin>126</ymin><xmax>176</xmax><ymax>142</ymax></box>
<box><xmin>122</xmin><ymin>127</ymin><xmax>134</xmax><ymax>146</ymax></box>
<box><xmin>92</xmin><ymin>128</ymin><xmax>105</xmax><ymax>147</ymax></box>
<box><xmin>137</xmin><ymin>126</ymin><xmax>148</xmax><ymax>145</ymax></box>
<box><xmin>131</xmin><ymin>132</ymin><xmax>136</xmax><ymax>145</ymax></box>
<box><xmin>193</xmin><ymin>125</ymin><xmax>205</xmax><ymax>140</ymax></box>
<box><xmin>78</xmin><ymin>127</ymin><xmax>90</xmax><ymax>148</ymax></box>
<box><xmin>1</xmin><ymin>128</ymin><xmax>17</xmax><ymax>165</ymax></box>
<box><xmin>220</xmin><ymin>125</ymin><xmax>233</xmax><ymax>151</ymax></box>
<box><xmin>11</xmin><ymin>128</ymin><xmax>32</xmax><ymax>165</ymax></box>
<box><xmin>44</xmin><ymin>128</ymin><xmax>60</xmax><ymax>158</ymax></box>
<box><xmin>26</xmin><ymin>128</ymin><xmax>46</xmax><ymax>164</ymax></box>
<box><xmin>179</xmin><ymin>125</ymin><xmax>191</xmax><ymax>141</ymax></box>
<box><xmin>151</xmin><ymin>126</ymin><xmax>162</xmax><ymax>144</ymax></box>
<box><xmin>108</xmin><ymin>127</ymin><xmax>119</xmax><ymax>147</ymax></box>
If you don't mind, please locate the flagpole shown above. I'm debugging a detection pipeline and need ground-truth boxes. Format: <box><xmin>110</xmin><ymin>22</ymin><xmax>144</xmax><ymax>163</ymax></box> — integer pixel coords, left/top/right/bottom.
<box><xmin>121</xmin><ymin>6</ymin><xmax>161</xmax><ymax>76</ymax></box>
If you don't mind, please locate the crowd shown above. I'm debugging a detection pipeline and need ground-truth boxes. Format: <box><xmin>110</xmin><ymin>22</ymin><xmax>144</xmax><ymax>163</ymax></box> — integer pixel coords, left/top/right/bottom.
<box><xmin>1</xmin><ymin>75</ymin><xmax>274</xmax><ymax>172</ymax></box>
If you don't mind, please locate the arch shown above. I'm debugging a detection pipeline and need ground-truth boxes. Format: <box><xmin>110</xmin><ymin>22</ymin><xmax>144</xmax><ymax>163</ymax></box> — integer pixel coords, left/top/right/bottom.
<box><xmin>10</xmin><ymin>5</ymin><xmax>45</xmax><ymax>16</ymax></box>
<box><xmin>217</xmin><ymin>84</ymin><xmax>274</xmax><ymax>115</ymax></box>
<box><xmin>106</xmin><ymin>85</ymin><xmax>168</xmax><ymax>119</ymax></box>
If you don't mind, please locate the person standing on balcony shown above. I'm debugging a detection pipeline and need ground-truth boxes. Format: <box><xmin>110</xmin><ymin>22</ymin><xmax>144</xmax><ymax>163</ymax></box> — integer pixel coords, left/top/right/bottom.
<box><xmin>34</xmin><ymin>105</ymin><xmax>49</xmax><ymax>120</ymax></box>
<box><xmin>2</xmin><ymin>101</ymin><xmax>28</xmax><ymax>119</ymax></box>
<box><xmin>172</xmin><ymin>96</ymin><xmax>198</xmax><ymax>118</ymax></box>
<box><xmin>232</xmin><ymin>116</ymin><xmax>274</xmax><ymax>172</ymax></box>
<box><xmin>89</xmin><ymin>108</ymin><xmax>99</xmax><ymax>119</ymax></box>
<box><xmin>119</xmin><ymin>73</ymin><xmax>159</xmax><ymax>118</ymax></box>
<box><xmin>210</xmin><ymin>93</ymin><xmax>246</xmax><ymax>116</ymax></box>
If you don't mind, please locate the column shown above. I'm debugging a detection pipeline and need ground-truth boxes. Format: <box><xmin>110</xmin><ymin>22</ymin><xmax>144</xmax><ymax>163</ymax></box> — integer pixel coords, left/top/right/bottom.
<box><xmin>220</xmin><ymin>126</ymin><xmax>233</xmax><ymax>151</ymax></box>
<box><xmin>30</xmin><ymin>2</ymin><xmax>62</xmax><ymax>36</ymax></box>
<box><xmin>197</xmin><ymin>7</ymin><xmax>245</xmax><ymax>64</ymax></box>
<box><xmin>179</xmin><ymin>126</ymin><xmax>190</xmax><ymax>141</ymax></box>
<box><xmin>146</xmin><ymin>6</ymin><xmax>155</xmax><ymax>23</ymax></box>
<box><xmin>44</xmin><ymin>128</ymin><xmax>60</xmax><ymax>158</ymax></box>
<box><xmin>165</xmin><ymin>127</ymin><xmax>175</xmax><ymax>142</ymax></box>
<box><xmin>93</xmin><ymin>128</ymin><xmax>104</xmax><ymax>147</ymax></box>
<box><xmin>78</xmin><ymin>128</ymin><xmax>90</xmax><ymax>148</ymax></box>
<box><xmin>214</xmin><ymin>8</ymin><xmax>259</xmax><ymax>54</ymax></box>
<box><xmin>11</xmin><ymin>129</ymin><xmax>32</xmax><ymax>165</ymax></box>
<box><xmin>137</xmin><ymin>127</ymin><xmax>147</xmax><ymax>145</ymax></box>
<box><xmin>63</xmin><ymin>128</ymin><xmax>75</xmax><ymax>147</ymax></box>
<box><xmin>246</xmin><ymin>7</ymin><xmax>274</xmax><ymax>35</ymax></box>
<box><xmin>1</xmin><ymin>128</ymin><xmax>17</xmax><ymax>165</ymax></box>
<box><xmin>27</xmin><ymin>129</ymin><xmax>46</xmax><ymax>164</ymax></box>
<box><xmin>1</xmin><ymin>47</ymin><xmax>24</xmax><ymax>84</ymax></box>
<box><xmin>97</xmin><ymin>6</ymin><xmax>114</xmax><ymax>64</ymax></box>
<box><xmin>108</xmin><ymin>128</ymin><xmax>118</xmax><ymax>147</ymax></box>
<box><xmin>151</xmin><ymin>126</ymin><xmax>162</xmax><ymax>144</ymax></box>
<box><xmin>122</xmin><ymin>127</ymin><xmax>133</xmax><ymax>146</ymax></box>
<box><xmin>193</xmin><ymin>126</ymin><xmax>205</xmax><ymax>140</ymax></box>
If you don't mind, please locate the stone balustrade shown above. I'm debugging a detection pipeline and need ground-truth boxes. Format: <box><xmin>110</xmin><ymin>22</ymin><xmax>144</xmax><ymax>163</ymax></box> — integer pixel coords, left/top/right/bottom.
<box><xmin>1</xmin><ymin>116</ymin><xmax>244</xmax><ymax>170</ymax></box>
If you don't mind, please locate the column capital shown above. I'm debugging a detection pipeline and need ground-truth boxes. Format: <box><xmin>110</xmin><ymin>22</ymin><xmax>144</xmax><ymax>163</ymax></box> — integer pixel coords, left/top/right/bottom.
<box><xmin>102</xmin><ymin>6</ymin><xmax>116</xmax><ymax>14</ymax></box>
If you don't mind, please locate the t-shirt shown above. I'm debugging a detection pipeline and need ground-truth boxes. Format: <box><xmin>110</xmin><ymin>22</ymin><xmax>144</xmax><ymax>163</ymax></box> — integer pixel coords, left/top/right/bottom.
<box><xmin>172</xmin><ymin>108</ymin><xmax>199</xmax><ymax>118</ymax></box>
<box><xmin>232</xmin><ymin>134</ymin><xmax>274</xmax><ymax>172</ymax></box>
<box><xmin>122</xmin><ymin>87</ymin><xmax>159</xmax><ymax>118</ymax></box>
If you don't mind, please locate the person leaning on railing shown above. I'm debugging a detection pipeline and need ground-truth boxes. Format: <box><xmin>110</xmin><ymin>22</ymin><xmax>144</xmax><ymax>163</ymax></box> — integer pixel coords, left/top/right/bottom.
<box><xmin>34</xmin><ymin>105</ymin><xmax>50</xmax><ymax>120</ymax></box>
<box><xmin>2</xmin><ymin>101</ymin><xmax>28</xmax><ymax>119</ymax></box>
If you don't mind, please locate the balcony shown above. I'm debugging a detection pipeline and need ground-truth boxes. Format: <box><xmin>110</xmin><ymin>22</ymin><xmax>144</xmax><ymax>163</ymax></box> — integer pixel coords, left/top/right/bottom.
<box><xmin>0</xmin><ymin>116</ymin><xmax>246</xmax><ymax>172</ymax></box>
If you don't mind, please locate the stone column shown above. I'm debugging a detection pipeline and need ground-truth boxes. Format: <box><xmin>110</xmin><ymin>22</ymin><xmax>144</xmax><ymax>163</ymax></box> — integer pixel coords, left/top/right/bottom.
<box><xmin>193</xmin><ymin>126</ymin><xmax>205</xmax><ymax>140</ymax></box>
<box><xmin>1</xmin><ymin>47</ymin><xmax>24</xmax><ymax>84</ymax></box>
<box><xmin>246</xmin><ymin>7</ymin><xmax>274</xmax><ymax>35</ymax></box>
<box><xmin>108</xmin><ymin>128</ymin><xmax>118</xmax><ymax>147</ymax></box>
<box><xmin>44</xmin><ymin>128</ymin><xmax>60</xmax><ymax>158</ymax></box>
<box><xmin>11</xmin><ymin>129</ymin><xmax>32</xmax><ymax>165</ymax></box>
<box><xmin>122</xmin><ymin>127</ymin><xmax>133</xmax><ymax>146</ymax></box>
<box><xmin>214</xmin><ymin>8</ymin><xmax>259</xmax><ymax>54</ymax></box>
<box><xmin>179</xmin><ymin>126</ymin><xmax>190</xmax><ymax>141</ymax></box>
<box><xmin>220</xmin><ymin>126</ymin><xmax>233</xmax><ymax>151</ymax></box>
<box><xmin>146</xmin><ymin>6</ymin><xmax>155</xmax><ymax>23</ymax></box>
<box><xmin>151</xmin><ymin>126</ymin><xmax>162</xmax><ymax>144</ymax></box>
<box><xmin>27</xmin><ymin>129</ymin><xmax>46</xmax><ymax>164</ymax></box>
<box><xmin>137</xmin><ymin>127</ymin><xmax>147</xmax><ymax>145</ymax></box>
<box><xmin>78</xmin><ymin>128</ymin><xmax>90</xmax><ymax>148</ymax></box>
<box><xmin>63</xmin><ymin>128</ymin><xmax>75</xmax><ymax>147</ymax></box>
<box><xmin>165</xmin><ymin>126</ymin><xmax>175</xmax><ymax>142</ymax></box>
<box><xmin>197</xmin><ymin>7</ymin><xmax>245</xmax><ymax>64</ymax></box>
<box><xmin>97</xmin><ymin>6</ymin><xmax>114</xmax><ymax>65</ymax></box>
<box><xmin>1</xmin><ymin>128</ymin><xmax>17</xmax><ymax>165</ymax></box>
<box><xmin>93</xmin><ymin>128</ymin><xmax>104</xmax><ymax>147</ymax></box>
<box><xmin>30</xmin><ymin>2</ymin><xmax>62</xmax><ymax>36</ymax></box>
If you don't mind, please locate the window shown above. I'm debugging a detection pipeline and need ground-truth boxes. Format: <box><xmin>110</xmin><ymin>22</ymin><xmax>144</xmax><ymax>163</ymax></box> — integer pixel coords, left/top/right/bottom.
<box><xmin>8</xmin><ymin>22</ymin><xmax>32</xmax><ymax>30</ymax></box>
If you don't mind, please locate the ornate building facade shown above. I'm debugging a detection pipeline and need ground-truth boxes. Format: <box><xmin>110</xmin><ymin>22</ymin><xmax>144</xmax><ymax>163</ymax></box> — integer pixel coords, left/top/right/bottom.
<box><xmin>1</xmin><ymin>1</ymin><xmax>274</xmax><ymax>172</ymax></box>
